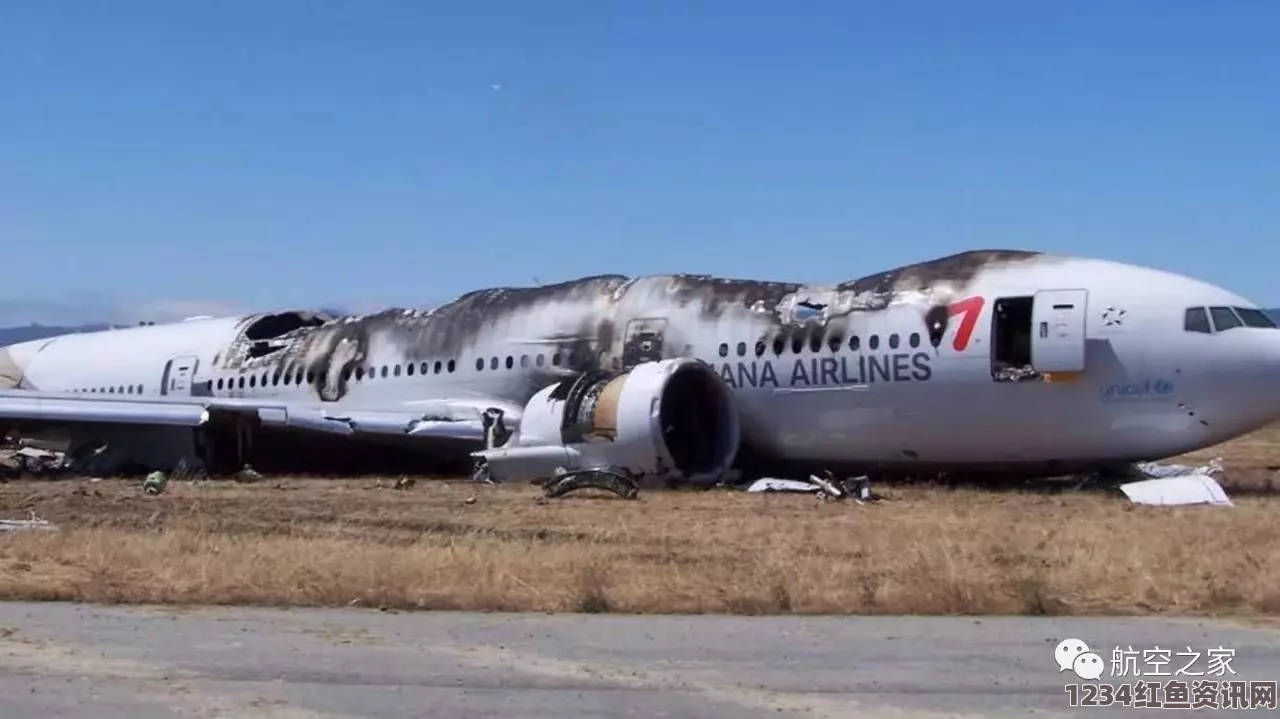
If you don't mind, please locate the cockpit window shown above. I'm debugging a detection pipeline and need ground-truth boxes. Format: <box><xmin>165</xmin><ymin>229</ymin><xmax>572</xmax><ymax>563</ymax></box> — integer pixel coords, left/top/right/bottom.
<box><xmin>1234</xmin><ymin>307</ymin><xmax>1277</xmax><ymax>329</ymax></box>
<box><xmin>1209</xmin><ymin>306</ymin><xmax>1243</xmax><ymax>332</ymax></box>
<box><xmin>1184</xmin><ymin>307</ymin><xmax>1211</xmax><ymax>333</ymax></box>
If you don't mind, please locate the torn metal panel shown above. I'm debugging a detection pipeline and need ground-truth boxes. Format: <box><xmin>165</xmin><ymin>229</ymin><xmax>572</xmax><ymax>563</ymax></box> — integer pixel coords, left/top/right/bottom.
<box><xmin>206</xmin><ymin>249</ymin><xmax>1052</xmax><ymax>405</ymax></box>
<box><xmin>0</xmin><ymin>518</ymin><xmax>57</xmax><ymax>532</ymax></box>
<box><xmin>1119</xmin><ymin>476</ymin><xmax>1233</xmax><ymax>507</ymax></box>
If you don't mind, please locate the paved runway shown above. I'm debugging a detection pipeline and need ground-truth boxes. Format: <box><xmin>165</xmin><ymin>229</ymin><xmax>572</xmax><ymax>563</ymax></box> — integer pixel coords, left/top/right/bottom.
<box><xmin>0</xmin><ymin>603</ymin><xmax>1276</xmax><ymax>718</ymax></box>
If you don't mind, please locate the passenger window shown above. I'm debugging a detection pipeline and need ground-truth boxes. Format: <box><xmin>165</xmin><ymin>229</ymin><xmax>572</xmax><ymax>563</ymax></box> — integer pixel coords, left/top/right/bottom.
<box><xmin>431</xmin><ymin>361</ymin><xmax>440</xmax><ymax>374</ymax></box>
<box><xmin>808</xmin><ymin>334</ymin><xmax>822</xmax><ymax>353</ymax></box>
<box><xmin>552</xmin><ymin>353</ymin><xmax>561</xmax><ymax>366</ymax></box>
<box><xmin>505</xmin><ymin>356</ymin><xmax>514</xmax><ymax>369</ymax></box>
<box><xmin>849</xmin><ymin>336</ymin><xmax>860</xmax><ymax>351</ymax></box>
<box><xmin>791</xmin><ymin>336</ymin><xmax>804</xmax><ymax>354</ymax></box>
<box><xmin>1184</xmin><ymin>307</ymin><xmax>1211</xmax><ymax>334</ymax></box>
<box><xmin>772</xmin><ymin>337</ymin><xmax>785</xmax><ymax>355</ymax></box>
<box><xmin>520</xmin><ymin>354</ymin><xmax>529</xmax><ymax>367</ymax></box>
<box><xmin>475</xmin><ymin>358</ymin><xmax>485</xmax><ymax>371</ymax></box>
<box><xmin>1209</xmin><ymin>306</ymin><xmax>1242</xmax><ymax>332</ymax></box>
<box><xmin>718</xmin><ymin>343</ymin><xmax>728</xmax><ymax>357</ymax></box>
<box><xmin>381</xmin><ymin>365</ymin><xmax>389</xmax><ymax>378</ymax></box>
<box><xmin>249</xmin><ymin>376</ymin><xmax>256</xmax><ymax>388</ymax></box>
<box><xmin>447</xmin><ymin>360</ymin><xmax>456</xmax><ymax>372</ymax></box>
<box><xmin>406</xmin><ymin>363</ymin><xmax>414</xmax><ymax>376</ymax></box>
<box><xmin>1234</xmin><ymin>307</ymin><xmax>1276</xmax><ymax>328</ymax></box>
<box><xmin>889</xmin><ymin>334</ymin><xmax>900</xmax><ymax>349</ymax></box>
<box><xmin>755</xmin><ymin>341</ymin><xmax>766</xmax><ymax>357</ymax></box>
<box><xmin>217</xmin><ymin>379</ymin><xmax>224</xmax><ymax>390</ymax></box>
<box><xmin>536</xmin><ymin>354</ymin><xmax>545</xmax><ymax>367</ymax></box>
<box><xmin>869</xmin><ymin>335</ymin><xmax>880</xmax><ymax>350</ymax></box>
<box><xmin>909</xmin><ymin>332</ymin><xmax>920</xmax><ymax>348</ymax></box>
<box><xmin>736</xmin><ymin>342</ymin><xmax>746</xmax><ymax>357</ymax></box>
<box><xmin>394</xmin><ymin>364</ymin><xmax>401</xmax><ymax>377</ymax></box>
<box><xmin>827</xmin><ymin>334</ymin><xmax>842</xmax><ymax>353</ymax></box>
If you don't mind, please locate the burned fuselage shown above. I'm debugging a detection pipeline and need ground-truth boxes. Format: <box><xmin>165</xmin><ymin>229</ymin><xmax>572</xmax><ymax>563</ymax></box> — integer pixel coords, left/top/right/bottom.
<box><xmin>211</xmin><ymin>249</ymin><xmax>1045</xmax><ymax>407</ymax></box>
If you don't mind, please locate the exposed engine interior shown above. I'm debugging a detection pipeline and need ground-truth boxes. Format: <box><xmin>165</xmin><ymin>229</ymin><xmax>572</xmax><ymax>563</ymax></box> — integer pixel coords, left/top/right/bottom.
<box><xmin>473</xmin><ymin>358</ymin><xmax>740</xmax><ymax>485</ymax></box>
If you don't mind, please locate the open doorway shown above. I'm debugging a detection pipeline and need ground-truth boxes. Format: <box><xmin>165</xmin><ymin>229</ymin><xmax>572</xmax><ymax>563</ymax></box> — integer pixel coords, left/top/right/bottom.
<box><xmin>990</xmin><ymin>297</ymin><xmax>1040</xmax><ymax>382</ymax></box>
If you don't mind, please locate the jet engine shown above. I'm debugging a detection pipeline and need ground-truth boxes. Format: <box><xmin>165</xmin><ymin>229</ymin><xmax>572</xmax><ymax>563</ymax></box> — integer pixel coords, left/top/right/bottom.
<box><xmin>471</xmin><ymin>358</ymin><xmax>740</xmax><ymax>486</ymax></box>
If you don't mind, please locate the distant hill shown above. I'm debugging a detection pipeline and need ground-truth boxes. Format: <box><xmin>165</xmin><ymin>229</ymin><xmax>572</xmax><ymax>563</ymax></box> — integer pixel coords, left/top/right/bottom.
<box><xmin>0</xmin><ymin>307</ymin><xmax>351</xmax><ymax>348</ymax></box>
<box><xmin>3</xmin><ymin>308</ymin><xmax>1279</xmax><ymax>349</ymax></box>
<box><xmin>0</xmin><ymin>323</ymin><xmax>116</xmax><ymax>346</ymax></box>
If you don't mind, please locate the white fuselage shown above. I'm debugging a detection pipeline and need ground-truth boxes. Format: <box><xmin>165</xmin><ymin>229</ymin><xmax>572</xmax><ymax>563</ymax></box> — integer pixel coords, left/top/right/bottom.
<box><xmin>3</xmin><ymin>251</ymin><xmax>1279</xmax><ymax>472</ymax></box>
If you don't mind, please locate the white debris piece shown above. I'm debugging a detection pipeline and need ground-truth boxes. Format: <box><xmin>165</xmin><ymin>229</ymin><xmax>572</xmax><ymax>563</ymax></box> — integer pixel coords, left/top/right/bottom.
<box><xmin>745</xmin><ymin>473</ymin><xmax>874</xmax><ymax>502</ymax></box>
<box><xmin>1118</xmin><ymin>456</ymin><xmax>1231</xmax><ymax>507</ymax></box>
<box><xmin>1133</xmin><ymin>457</ymin><xmax>1223</xmax><ymax>479</ymax></box>
<box><xmin>1119</xmin><ymin>475</ymin><xmax>1233</xmax><ymax>507</ymax></box>
<box><xmin>747</xmin><ymin>478</ymin><xmax>821</xmax><ymax>493</ymax></box>
<box><xmin>0</xmin><ymin>519</ymin><xmax>57</xmax><ymax>532</ymax></box>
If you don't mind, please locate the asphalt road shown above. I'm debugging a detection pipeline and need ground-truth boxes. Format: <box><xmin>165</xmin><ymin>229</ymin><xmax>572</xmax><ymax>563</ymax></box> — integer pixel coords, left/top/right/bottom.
<box><xmin>0</xmin><ymin>602</ymin><xmax>1276</xmax><ymax>718</ymax></box>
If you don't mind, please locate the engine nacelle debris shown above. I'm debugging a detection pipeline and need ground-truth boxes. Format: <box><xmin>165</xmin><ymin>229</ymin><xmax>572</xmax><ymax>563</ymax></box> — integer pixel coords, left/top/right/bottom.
<box><xmin>470</xmin><ymin>358</ymin><xmax>740</xmax><ymax>486</ymax></box>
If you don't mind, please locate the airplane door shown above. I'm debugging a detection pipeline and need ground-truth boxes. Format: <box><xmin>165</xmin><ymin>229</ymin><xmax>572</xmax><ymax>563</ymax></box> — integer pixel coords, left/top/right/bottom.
<box><xmin>622</xmin><ymin>318</ymin><xmax>666</xmax><ymax>366</ymax></box>
<box><xmin>160</xmin><ymin>355</ymin><xmax>199</xmax><ymax>396</ymax></box>
<box><xmin>1031</xmin><ymin>290</ymin><xmax>1087</xmax><ymax>373</ymax></box>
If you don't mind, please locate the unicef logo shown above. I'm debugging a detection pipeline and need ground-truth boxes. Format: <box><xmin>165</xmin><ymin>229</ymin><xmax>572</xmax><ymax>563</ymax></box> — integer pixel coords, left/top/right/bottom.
<box><xmin>1099</xmin><ymin>378</ymin><xmax>1175</xmax><ymax>401</ymax></box>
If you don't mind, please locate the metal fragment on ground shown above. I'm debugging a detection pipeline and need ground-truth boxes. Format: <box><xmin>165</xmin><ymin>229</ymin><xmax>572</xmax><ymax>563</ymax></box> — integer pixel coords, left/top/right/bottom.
<box><xmin>542</xmin><ymin>469</ymin><xmax>639</xmax><ymax>499</ymax></box>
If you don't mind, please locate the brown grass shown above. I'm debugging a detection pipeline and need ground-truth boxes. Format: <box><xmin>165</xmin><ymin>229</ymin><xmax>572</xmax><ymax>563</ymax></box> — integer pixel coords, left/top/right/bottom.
<box><xmin>1</xmin><ymin>426</ymin><xmax>1278</xmax><ymax>616</ymax></box>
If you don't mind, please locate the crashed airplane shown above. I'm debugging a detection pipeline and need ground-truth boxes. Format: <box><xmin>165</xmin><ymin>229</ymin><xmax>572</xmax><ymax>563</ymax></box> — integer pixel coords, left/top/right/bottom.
<box><xmin>0</xmin><ymin>248</ymin><xmax>1278</xmax><ymax>484</ymax></box>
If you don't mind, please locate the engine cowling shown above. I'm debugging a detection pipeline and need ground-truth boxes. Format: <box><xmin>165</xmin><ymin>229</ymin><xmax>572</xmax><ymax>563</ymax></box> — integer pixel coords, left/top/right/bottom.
<box><xmin>471</xmin><ymin>358</ymin><xmax>740</xmax><ymax>485</ymax></box>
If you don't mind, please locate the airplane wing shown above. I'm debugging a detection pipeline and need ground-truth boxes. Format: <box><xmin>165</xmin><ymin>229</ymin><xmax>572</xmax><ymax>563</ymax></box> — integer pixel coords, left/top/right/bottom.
<box><xmin>0</xmin><ymin>389</ymin><xmax>523</xmax><ymax>442</ymax></box>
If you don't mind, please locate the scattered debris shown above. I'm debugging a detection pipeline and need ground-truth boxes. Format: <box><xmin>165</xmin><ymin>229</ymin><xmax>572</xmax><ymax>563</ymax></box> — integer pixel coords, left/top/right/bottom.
<box><xmin>1118</xmin><ymin>457</ymin><xmax>1232</xmax><ymax>507</ymax></box>
<box><xmin>0</xmin><ymin>519</ymin><xmax>57</xmax><ymax>532</ymax></box>
<box><xmin>1119</xmin><ymin>475</ymin><xmax>1233</xmax><ymax>507</ymax></box>
<box><xmin>747</xmin><ymin>478</ymin><xmax>822</xmax><ymax>493</ymax></box>
<box><xmin>143</xmin><ymin>471</ymin><xmax>168</xmax><ymax>495</ymax></box>
<box><xmin>0</xmin><ymin>511</ymin><xmax>57</xmax><ymax>532</ymax></box>
<box><xmin>1133</xmin><ymin>457</ymin><xmax>1223</xmax><ymax>479</ymax></box>
<box><xmin>234</xmin><ymin>464</ymin><xmax>262</xmax><ymax>483</ymax></box>
<box><xmin>542</xmin><ymin>468</ymin><xmax>639</xmax><ymax>500</ymax></box>
<box><xmin>393</xmin><ymin>477</ymin><xmax>415</xmax><ymax>490</ymax></box>
<box><xmin>14</xmin><ymin>447</ymin><xmax>65</xmax><ymax>473</ymax></box>
<box><xmin>745</xmin><ymin>471</ymin><xmax>878</xmax><ymax>503</ymax></box>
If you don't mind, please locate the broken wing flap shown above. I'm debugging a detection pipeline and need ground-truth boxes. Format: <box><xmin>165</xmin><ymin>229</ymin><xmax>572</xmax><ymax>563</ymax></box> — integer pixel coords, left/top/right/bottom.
<box><xmin>251</xmin><ymin>407</ymin><xmax>488</xmax><ymax>440</ymax></box>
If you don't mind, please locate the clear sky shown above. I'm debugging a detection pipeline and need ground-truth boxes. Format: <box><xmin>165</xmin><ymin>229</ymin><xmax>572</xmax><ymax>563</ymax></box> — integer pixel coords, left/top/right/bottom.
<box><xmin>2</xmin><ymin>0</ymin><xmax>1277</xmax><ymax>324</ymax></box>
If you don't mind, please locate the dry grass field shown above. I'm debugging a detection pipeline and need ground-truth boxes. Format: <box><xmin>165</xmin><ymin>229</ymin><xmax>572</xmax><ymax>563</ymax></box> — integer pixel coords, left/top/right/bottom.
<box><xmin>0</xmin><ymin>425</ymin><xmax>1278</xmax><ymax>616</ymax></box>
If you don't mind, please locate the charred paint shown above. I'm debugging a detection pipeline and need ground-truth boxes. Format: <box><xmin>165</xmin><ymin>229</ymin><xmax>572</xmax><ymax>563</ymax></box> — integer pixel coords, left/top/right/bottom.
<box><xmin>836</xmin><ymin>249</ymin><xmax>1041</xmax><ymax>297</ymax></box>
<box><xmin>210</xmin><ymin>250</ymin><xmax>1045</xmax><ymax>403</ymax></box>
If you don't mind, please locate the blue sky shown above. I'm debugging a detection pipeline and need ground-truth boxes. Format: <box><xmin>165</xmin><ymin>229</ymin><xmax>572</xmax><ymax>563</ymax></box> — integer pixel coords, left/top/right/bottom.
<box><xmin>1</xmin><ymin>1</ymin><xmax>1277</xmax><ymax>323</ymax></box>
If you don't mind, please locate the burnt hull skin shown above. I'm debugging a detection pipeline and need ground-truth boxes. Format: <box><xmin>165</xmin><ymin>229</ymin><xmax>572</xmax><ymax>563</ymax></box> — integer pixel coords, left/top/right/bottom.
<box><xmin>4</xmin><ymin>248</ymin><xmax>1279</xmax><ymax>481</ymax></box>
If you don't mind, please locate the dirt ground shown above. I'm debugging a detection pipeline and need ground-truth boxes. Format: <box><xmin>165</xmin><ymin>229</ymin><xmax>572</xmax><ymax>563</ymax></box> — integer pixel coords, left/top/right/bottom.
<box><xmin>0</xmin><ymin>426</ymin><xmax>1276</xmax><ymax>615</ymax></box>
